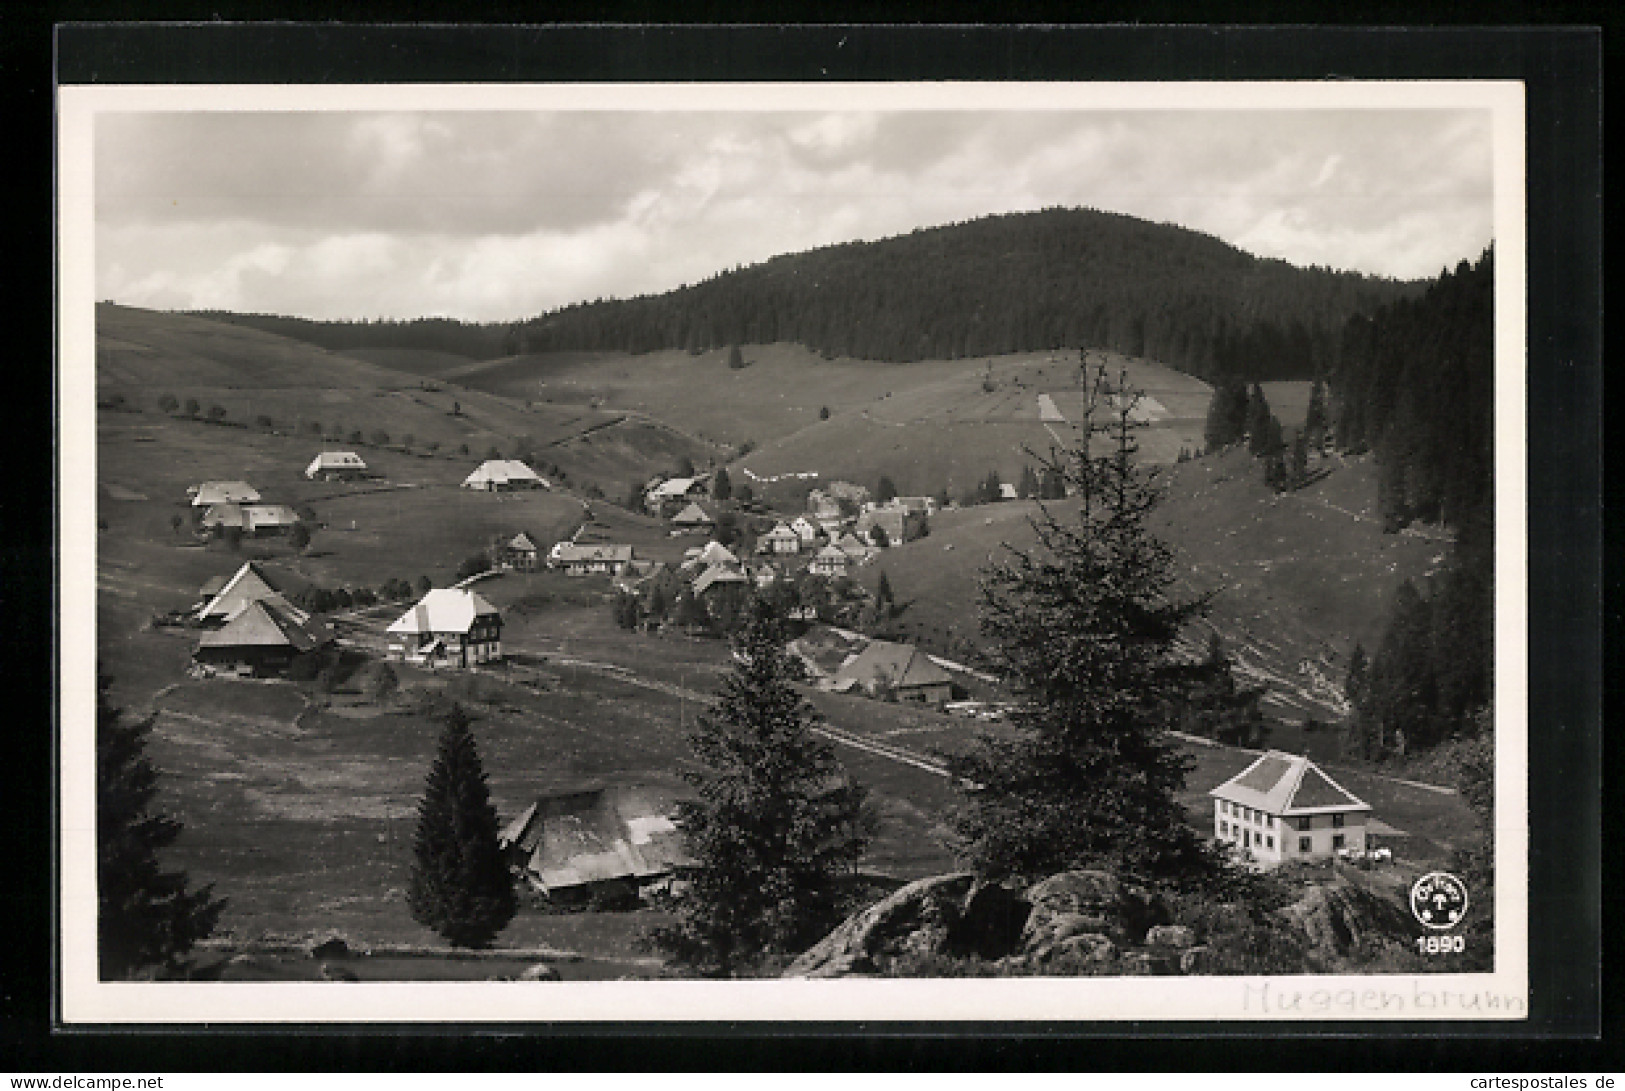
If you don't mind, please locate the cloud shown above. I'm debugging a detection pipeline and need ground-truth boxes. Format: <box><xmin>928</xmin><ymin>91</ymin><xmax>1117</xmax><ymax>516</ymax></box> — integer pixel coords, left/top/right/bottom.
<box><xmin>95</xmin><ymin>108</ymin><xmax>1494</xmax><ymax>321</ymax></box>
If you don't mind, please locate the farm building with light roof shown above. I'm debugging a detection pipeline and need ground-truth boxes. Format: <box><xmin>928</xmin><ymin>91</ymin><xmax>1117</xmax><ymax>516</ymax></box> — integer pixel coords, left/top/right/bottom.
<box><xmin>189</xmin><ymin>480</ymin><xmax>261</xmax><ymax>507</ymax></box>
<box><xmin>462</xmin><ymin>459</ymin><xmax>548</xmax><ymax>491</ymax></box>
<box><xmin>1209</xmin><ymin>750</ymin><xmax>1372</xmax><ymax>865</ymax></box>
<box><xmin>386</xmin><ymin>587</ymin><xmax>503</xmax><ymax>668</ymax></box>
<box><xmin>304</xmin><ymin>450</ymin><xmax>368</xmax><ymax>480</ymax></box>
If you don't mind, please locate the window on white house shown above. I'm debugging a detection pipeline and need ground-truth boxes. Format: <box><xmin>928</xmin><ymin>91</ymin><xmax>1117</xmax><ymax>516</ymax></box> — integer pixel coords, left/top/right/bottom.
<box><xmin>1298</xmin><ymin>816</ymin><xmax>1313</xmax><ymax>831</ymax></box>
<box><xmin>1332</xmin><ymin>813</ymin><xmax>1346</xmax><ymax>828</ymax></box>
<box><xmin>1266</xmin><ymin>836</ymin><xmax>1274</xmax><ymax>849</ymax></box>
<box><xmin>1333</xmin><ymin>834</ymin><xmax>1346</xmax><ymax>850</ymax></box>
<box><xmin>1298</xmin><ymin>837</ymin><xmax>1312</xmax><ymax>853</ymax></box>
<box><xmin>1267</xmin><ymin>815</ymin><xmax>1275</xmax><ymax>828</ymax></box>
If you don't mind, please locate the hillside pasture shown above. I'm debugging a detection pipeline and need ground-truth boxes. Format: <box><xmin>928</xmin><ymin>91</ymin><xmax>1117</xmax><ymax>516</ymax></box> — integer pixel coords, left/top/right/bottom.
<box><xmin>96</xmin><ymin>304</ymin><xmax>715</xmax><ymax>494</ymax></box>
<box><xmin>851</xmin><ymin>447</ymin><xmax>1441</xmax><ymax>723</ymax></box>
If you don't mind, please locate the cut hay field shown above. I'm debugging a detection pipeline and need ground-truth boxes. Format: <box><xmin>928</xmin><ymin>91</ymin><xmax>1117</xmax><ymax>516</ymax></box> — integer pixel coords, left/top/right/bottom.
<box><xmin>853</xmin><ymin>446</ymin><xmax>1443</xmax><ymax>724</ymax></box>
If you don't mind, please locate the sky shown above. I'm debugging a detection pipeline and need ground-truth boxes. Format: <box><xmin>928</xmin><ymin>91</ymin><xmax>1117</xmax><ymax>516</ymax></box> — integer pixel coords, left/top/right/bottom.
<box><xmin>94</xmin><ymin>108</ymin><xmax>1494</xmax><ymax>324</ymax></box>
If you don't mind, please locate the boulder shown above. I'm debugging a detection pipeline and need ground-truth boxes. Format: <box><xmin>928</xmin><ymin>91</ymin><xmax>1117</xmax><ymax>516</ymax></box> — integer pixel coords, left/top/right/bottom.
<box><xmin>1028</xmin><ymin>931</ymin><xmax>1117</xmax><ymax>968</ymax></box>
<box><xmin>1277</xmin><ymin>876</ymin><xmax>1413</xmax><ymax>957</ymax></box>
<box><xmin>1021</xmin><ymin>870</ymin><xmax>1164</xmax><ymax>949</ymax></box>
<box><xmin>518</xmin><ymin>962</ymin><xmax>563</xmax><ymax>982</ymax></box>
<box><xmin>784</xmin><ymin>873</ymin><xmax>976</xmax><ymax>978</ymax></box>
<box><xmin>1145</xmin><ymin>924</ymin><xmax>1198</xmax><ymax>950</ymax></box>
<box><xmin>947</xmin><ymin>880</ymin><xmax>1031</xmax><ymax>959</ymax></box>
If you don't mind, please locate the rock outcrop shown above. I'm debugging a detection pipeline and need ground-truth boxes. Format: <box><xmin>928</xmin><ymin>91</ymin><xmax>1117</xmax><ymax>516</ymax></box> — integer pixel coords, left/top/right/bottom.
<box><xmin>784</xmin><ymin>873</ymin><xmax>977</xmax><ymax>978</ymax></box>
<box><xmin>1276</xmin><ymin>873</ymin><xmax>1414</xmax><ymax>956</ymax></box>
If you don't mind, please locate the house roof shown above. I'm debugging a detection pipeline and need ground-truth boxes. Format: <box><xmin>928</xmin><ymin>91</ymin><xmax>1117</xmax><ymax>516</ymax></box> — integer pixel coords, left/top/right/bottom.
<box><xmin>196</xmin><ymin>598</ymin><xmax>331</xmax><ymax>653</ymax></box>
<box><xmin>670</xmin><ymin>501</ymin><xmax>714</xmax><ymax>525</ymax></box>
<box><xmin>832</xmin><ymin>639</ymin><xmax>955</xmax><ymax>691</ymax></box>
<box><xmin>692</xmin><ymin>564</ymin><xmax>750</xmax><ymax>596</ymax></box>
<box><xmin>1209</xmin><ymin>751</ymin><xmax>1370</xmax><ymax>815</ymax></box>
<box><xmin>509</xmin><ymin>532</ymin><xmax>539</xmax><ymax>552</ymax></box>
<box><xmin>305</xmin><ymin>451</ymin><xmax>367</xmax><ymax>474</ymax></box>
<box><xmin>190</xmin><ymin>481</ymin><xmax>261</xmax><ymax>507</ymax></box>
<box><xmin>497</xmin><ymin>786</ymin><xmax>693</xmax><ymax>892</ymax></box>
<box><xmin>812</xmin><ymin>543</ymin><xmax>849</xmax><ymax>564</ymax></box>
<box><xmin>648</xmin><ymin>476</ymin><xmax>704</xmax><ymax>500</ymax></box>
<box><xmin>696</xmin><ymin>541</ymin><xmax>738</xmax><ymax>566</ymax></box>
<box><xmin>834</xmin><ymin>532</ymin><xmax>872</xmax><ymax>557</ymax></box>
<box><xmin>856</xmin><ymin>508</ymin><xmax>907</xmax><ymax>537</ymax></box>
<box><xmin>462</xmin><ymin>459</ymin><xmax>545</xmax><ymax>488</ymax></box>
<box><xmin>386</xmin><ymin>587</ymin><xmax>500</xmax><ymax>635</ymax></box>
<box><xmin>765</xmin><ymin>523</ymin><xmax>799</xmax><ymax>540</ymax></box>
<box><xmin>195</xmin><ymin>561</ymin><xmax>287</xmax><ymax>621</ymax></box>
<box><xmin>552</xmin><ymin>543</ymin><xmax>634</xmax><ymax>564</ymax></box>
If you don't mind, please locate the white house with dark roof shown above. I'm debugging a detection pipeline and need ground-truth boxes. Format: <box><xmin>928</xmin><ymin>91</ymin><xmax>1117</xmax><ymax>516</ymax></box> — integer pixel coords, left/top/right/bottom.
<box><xmin>808</xmin><ymin>543</ymin><xmax>850</xmax><ymax>579</ymax></box>
<box><xmin>761</xmin><ymin>522</ymin><xmax>802</xmax><ymax>554</ymax></box>
<box><xmin>386</xmin><ymin>587</ymin><xmax>503</xmax><ymax>668</ymax></box>
<box><xmin>1208</xmin><ymin>750</ymin><xmax>1371</xmax><ymax>865</ymax></box>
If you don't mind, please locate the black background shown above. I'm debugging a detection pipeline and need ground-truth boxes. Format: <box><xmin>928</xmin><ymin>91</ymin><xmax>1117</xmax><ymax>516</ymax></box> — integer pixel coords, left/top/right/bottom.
<box><xmin>6</xmin><ymin>15</ymin><xmax>1608</xmax><ymax>1073</ymax></box>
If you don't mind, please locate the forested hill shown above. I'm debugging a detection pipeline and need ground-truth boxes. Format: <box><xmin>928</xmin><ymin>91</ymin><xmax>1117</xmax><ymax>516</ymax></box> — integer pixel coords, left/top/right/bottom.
<box><xmin>513</xmin><ymin>207</ymin><xmax>1420</xmax><ymax>380</ymax></box>
<box><xmin>186</xmin><ymin>311</ymin><xmax>514</xmax><ymax>362</ymax></box>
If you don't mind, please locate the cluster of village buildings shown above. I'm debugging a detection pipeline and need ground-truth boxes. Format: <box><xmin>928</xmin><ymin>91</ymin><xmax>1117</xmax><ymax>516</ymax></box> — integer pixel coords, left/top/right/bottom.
<box><xmin>175</xmin><ymin>452</ymin><xmax>1380</xmax><ymax>896</ymax></box>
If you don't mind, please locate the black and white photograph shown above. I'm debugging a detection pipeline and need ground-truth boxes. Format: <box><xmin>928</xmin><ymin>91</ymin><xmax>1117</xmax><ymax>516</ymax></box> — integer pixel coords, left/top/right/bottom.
<box><xmin>57</xmin><ymin>77</ymin><xmax>1532</xmax><ymax>1024</ymax></box>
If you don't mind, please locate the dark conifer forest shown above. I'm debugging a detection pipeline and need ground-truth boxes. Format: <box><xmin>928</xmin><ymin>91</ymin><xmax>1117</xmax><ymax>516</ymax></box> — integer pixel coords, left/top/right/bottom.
<box><xmin>1330</xmin><ymin>250</ymin><xmax>1496</xmax><ymax>759</ymax></box>
<box><xmin>192</xmin><ymin>208</ymin><xmax>1419</xmax><ymax>382</ymax></box>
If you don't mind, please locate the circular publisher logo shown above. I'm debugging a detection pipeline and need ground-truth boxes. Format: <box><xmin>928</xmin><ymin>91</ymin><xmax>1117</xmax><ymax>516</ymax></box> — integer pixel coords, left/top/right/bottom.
<box><xmin>1410</xmin><ymin>871</ymin><xmax>1470</xmax><ymax>930</ymax></box>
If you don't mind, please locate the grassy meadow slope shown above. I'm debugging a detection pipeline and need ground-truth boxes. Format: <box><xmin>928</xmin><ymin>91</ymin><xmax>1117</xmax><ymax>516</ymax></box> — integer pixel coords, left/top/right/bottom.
<box><xmin>96</xmin><ymin>304</ymin><xmax>717</xmax><ymax>496</ymax></box>
<box><xmin>855</xmin><ymin>446</ymin><xmax>1444</xmax><ymax>724</ymax></box>
<box><xmin>433</xmin><ymin>342</ymin><xmax>1210</xmax><ymax>502</ymax></box>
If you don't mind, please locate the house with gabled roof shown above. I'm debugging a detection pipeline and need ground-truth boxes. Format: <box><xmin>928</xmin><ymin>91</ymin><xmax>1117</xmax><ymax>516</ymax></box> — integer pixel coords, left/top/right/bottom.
<box><xmin>831</xmin><ymin>638</ymin><xmax>955</xmax><ymax>705</ymax></box>
<box><xmin>645</xmin><ymin>475</ymin><xmax>709</xmax><ymax>516</ymax></box>
<box><xmin>195</xmin><ymin>561</ymin><xmax>300</xmax><ymax>625</ymax></box>
<box><xmin>669</xmin><ymin>501</ymin><xmax>715</xmax><ymax>533</ymax></box>
<box><xmin>789</xmin><ymin>515</ymin><xmax>822</xmax><ymax>545</ymax></box>
<box><xmin>809</xmin><ymin>543</ymin><xmax>850</xmax><ymax>579</ymax></box>
<box><xmin>193</xmin><ymin>598</ymin><xmax>333</xmax><ymax>676</ymax></box>
<box><xmin>1209</xmin><ymin>750</ymin><xmax>1372</xmax><ymax>865</ymax></box>
<box><xmin>304</xmin><ymin>450</ymin><xmax>368</xmax><ymax>480</ymax></box>
<box><xmin>386</xmin><ymin>587</ymin><xmax>503</xmax><ymax>668</ymax></box>
<box><xmin>498</xmin><ymin>786</ymin><xmax>694</xmax><ymax>899</ymax></box>
<box><xmin>462</xmin><ymin>459</ymin><xmax>548</xmax><ymax>491</ymax></box>
<box><xmin>834</xmin><ymin>531</ymin><xmax>875</xmax><ymax>563</ymax></box>
<box><xmin>199</xmin><ymin>503</ymin><xmax>302</xmax><ymax>537</ymax></box>
<box><xmin>549</xmin><ymin>542</ymin><xmax>634</xmax><ymax>576</ymax></box>
<box><xmin>189</xmin><ymin>481</ymin><xmax>261</xmax><ymax>507</ymax></box>
<box><xmin>761</xmin><ymin>522</ymin><xmax>802</xmax><ymax>554</ymax></box>
<box><xmin>502</xmin><ymin>532</ymin><xmax>541</xmax><ymax>571</ymax></box>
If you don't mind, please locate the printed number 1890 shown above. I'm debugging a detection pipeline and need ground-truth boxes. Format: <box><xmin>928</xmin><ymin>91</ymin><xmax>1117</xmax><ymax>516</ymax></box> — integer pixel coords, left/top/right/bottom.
<box><xmin>1416</xmin><ymin>934</ymin><xmax>1466</xmax><ymax>954</ymax></box>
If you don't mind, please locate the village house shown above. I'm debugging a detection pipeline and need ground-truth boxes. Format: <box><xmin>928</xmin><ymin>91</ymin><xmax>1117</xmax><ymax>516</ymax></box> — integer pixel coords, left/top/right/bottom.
<box><xmin>303</xmin><ymin>450</ymin><xmax>368</xmax><ymax>481</ymax></box>
<box><xmin>462</xmin><ymin>459</ymin><xmax>548</xmax><ymax>491</ymax></box>
<box><xmin>999</xmin><ymin>482</ymin><xmax>1020</xmax><ymax>501</ymax></box>
<box><xmin>500</xmin><ymin>532</ymin><xmax>541</xmax><ymax>571</ymax></box>
<box><xmin>830</xmin><ymin>638</ymin><xmax>956</xmax><ymax>705</ymax></box>
<box><xmin>189</xmin><ymin>480</ymin><xmax>261</xmax><ymax>507</ymax></box>
<box><xmin>193</xmin><ymin>598</ymin><xmax>333</xmax><ymax>677</ymax></box>
<box><xmin>789</xmin><ymin>515</ymin><xmax>822</xmax><ymax>545</ymax></box>
<box><xmin>691</xmin><ymin>562</ymin><xmax>750</xmax><ymax>602</ymax></box>
<box><xmin>760</xmin><ymin>522</ymin><xmax>802</xmax><ymax>554</ymax></box>
<box><xmin>198</xmin><ymin>502</ymin><xmax>302</xmax><ymax>537</ymax></box>
<box><xmin>549</xmin><ymin>542</ymin><xmax>635</xmax><ymax>576</ymax></box>
<box><xmin>669</xmin><ymin>501</ymin><xmax>716</xmax><ymax>534</ymax></box>
<box><xmin>644</xmin><ymin>475</ymin><xmax>708</xmax><ymax>517</ymax></box>
<box><xmin>834</xmin><ymin>531</ymin><xmax>876</xmax><ymax>564</ymax></box>
<box><xmin>498</xmin><ymin>786</ymin><xmax>693</xmax><ymax>902</ymax></box>
<box><xmin>1209</xmin><ymin>750</ymin><xmax>1372</xmax><ymax>866</ymax></box>
<box><xmin>195</xmin><ymin>561</ymin><xmax>301</xmax><ymax>625</ymax></box>
<box><xmin>854</xmin><ymin>507</ymin><xmax>908</xmax><ymax>547</ymax></box>
<box><xmin>809</xmin><ymin>543</ymin><xmax>850</xmax><ymax>579</ymax></box>
<box><xmin>385</xmin><ymin>587</ymin><xmax>503</xmax><ymax>668</ymax></box>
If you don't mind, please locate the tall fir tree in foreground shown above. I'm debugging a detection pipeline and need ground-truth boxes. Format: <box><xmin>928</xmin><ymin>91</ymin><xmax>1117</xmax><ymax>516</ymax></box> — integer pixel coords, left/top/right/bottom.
<box><xmin>948</xmin><ymin>361</ymin><xmax>1215</xmax><ymax>884</ymax></box>
<box><xmin>98</xmin><ymin>676</ymin><xmax>225</xmax><ymax>979</ymax></box>
<box><xmin>656</xmin><ymin>597</ymin><xmax>875</xmax><ymax>974</ymax></box>
<box><xmin>407</xmin><ymin>704</ymin><xmax>516</xmax><ymax>948</ymax></box>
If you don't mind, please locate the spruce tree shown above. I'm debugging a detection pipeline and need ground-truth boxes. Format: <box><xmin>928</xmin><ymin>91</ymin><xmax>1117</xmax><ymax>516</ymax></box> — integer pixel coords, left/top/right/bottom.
<box><xmin>1017</xmin><ymin>464</ymin><xmax>1041</xmax><ymax>500</ymax></box>
<box><xmin>407</xmin><ymin>704</ymin><xmax>516</xmax><ymax>948</ymax></box>
<box><xmin>1174</xmin><ymin>631</ymin><xmax>1268</xmax><ymax>748</ymax></box>
<box><xmin>711</xmin><ymin>467</ymin><xmax>732</xmax><ymax>502</ymax></box>
<box><xmin>1246</xmin><ymin>384</ymin><xmax>1274</xmax><ymax>457</ymax></box>
<box><xmin>98</xmin><ymin>676</ymin><xmax>225</xmax><ymax>979</ymax></box>
<box><xmin>948</xmin><ymin>363</ymin><xmax>1214</xmax><ymax>883</ymax></box>
<box><xmin>1304</xmin><ymin>379</ymin><xmax>1330</xmax><ymax>449</ymax></box>
<box><xmin>1203</xmin><ymin>376</ymin><xmax>1250</xmax><ymax>451</ymax></box>
<box><xmin>657</xmin><ymin>598</ymin><xmax>875</xmax><ymax>973</ymax></box>
<box><xmin>876</xmin><ymin>475</ymin><xmax>898</xmax><ymax>504</ymax></box>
